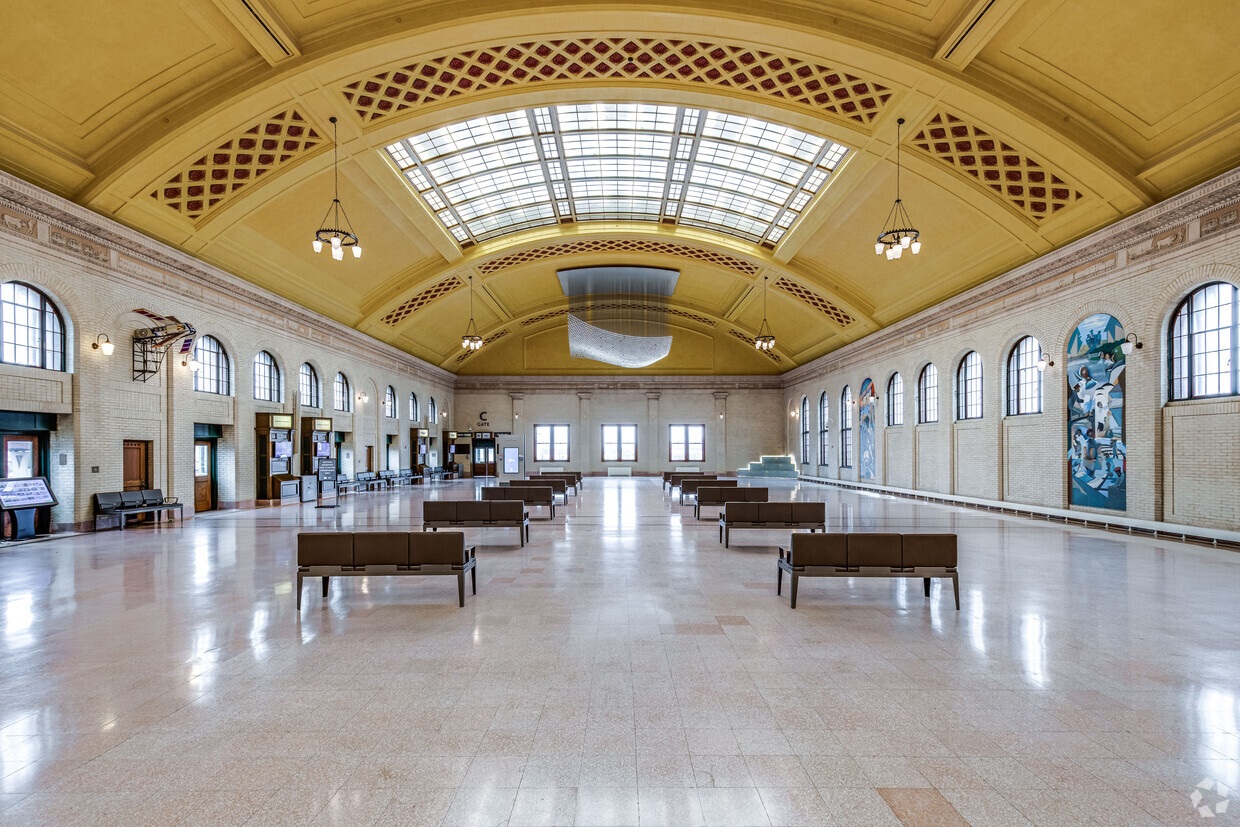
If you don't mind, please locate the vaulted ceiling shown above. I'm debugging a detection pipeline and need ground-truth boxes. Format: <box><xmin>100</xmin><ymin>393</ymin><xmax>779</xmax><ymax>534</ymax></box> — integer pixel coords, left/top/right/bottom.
<box><xmin>3</xmin><ymin>0</ymin><xmax>1237</xmax><ymax>375</ymax></box>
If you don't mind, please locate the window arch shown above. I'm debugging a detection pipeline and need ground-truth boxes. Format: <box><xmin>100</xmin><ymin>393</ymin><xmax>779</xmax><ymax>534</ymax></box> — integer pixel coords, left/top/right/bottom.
<box><xmin>957</xmin><ymin>351</ymin><xmax>983</xmax><ymax>420</ymax></box>
<box><xmin>334</xmin><ymin>372</ymin><xmax>351</xmax><ymax>412</ymax></box>
<box><xmin>384</xmin><ymin>386</ymin><xmax>397</xmax><ymax>418</ymax></box>
<box><xmin>1171</xmin><ymin>281</ymin><xmax>1238</xmax><ymax>399</ymax></box>
<box><xmin>886</xmin><ymin>373</ymin><xmax>904</xmax><ymax>426</ymax></box>
<box><xmin>253</xmin><ymin>351</ymin><xmax>281</xmax><ymax>402</ymax></box>
<box><xmin>1007</xmin><ymin>336</ymin><xmax>1044</xmax><ymax>415</ymax></box>
<box><xmin>192</xmin><ymin>336</ymin><xmax>230</xmax><ymax>395</ymax></box>
<box><xmin>428</xmin><ymin>397</ymin><xmax>437</xmax><ymax>423</ymax></box>
<box><xmin>917</xmin><ymin>364</ymin><xmax>939</xmax><ymax>423</ymax></box>
<box><xmin>839</xmin><ymin>386</ymin><xmax>853</xmax><ymax>468</ymax></box>
<box><xmin>409</xmin><ymin>392</ymin><xmax>419</xmax><ymax>421</ymax></box>
<box><xmin>799</xmin><ymin>396</ymin><xmax>810</xmax><ymax>464</ymax></box>
<box><xmin>299</xmin><ymin>363</ymin><xmax>321</xmax><ymax>408</ymax></box>
<box><xmin>1</xmin><ymin>281</ymin><xmax>65</xmax><ymax>371</ymax></box>
<box><xmin>817</xmin><ymin>391</ymin><xmax>829</xmax><ymax>465</ymax></box>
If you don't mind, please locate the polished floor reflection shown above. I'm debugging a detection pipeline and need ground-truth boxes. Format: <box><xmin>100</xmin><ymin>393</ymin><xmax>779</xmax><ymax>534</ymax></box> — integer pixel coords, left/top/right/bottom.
<box><xmin>0</xmin><ymin>478</ymin><xmax>1237</xmax><ymax>826</ymax></box>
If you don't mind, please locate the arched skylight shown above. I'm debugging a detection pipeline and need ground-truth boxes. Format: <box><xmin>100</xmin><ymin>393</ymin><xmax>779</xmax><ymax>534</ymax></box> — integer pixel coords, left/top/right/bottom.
<box><xmin>384</xmin><ymin>103</ymin><xmax>850</xmax><ymax>249</ymax></box>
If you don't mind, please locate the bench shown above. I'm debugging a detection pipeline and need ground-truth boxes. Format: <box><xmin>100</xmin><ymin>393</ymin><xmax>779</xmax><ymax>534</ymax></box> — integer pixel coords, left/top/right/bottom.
<box><xmin>667</xmin><ymin>472</ymin><xmax>717</xmax><ymax>493</ymax></box>
<box><xmin>94</xmin><ymin>489</ymin><xmax>183</xmax><ymax>530</ymax></box>
<box><xmin>529</xmin><ymin>472</ymin><xmax>579</xmax><ymax>495</ymax></box>
<box><xmin>662</xmin><ymin>467</ymin><xmax>702</xmax><ymax>490</ymax></box>
<box><xmin>524</xmin><ymin>476</ymin><xmax>568</xmax><ymax>502</ymax></box>
<box><xmin>423</xmin><ymin>499</ymin><xmax>530</xmax><ymax>546</ymax></box>
<box><xmin>680</xmin><ymin>477</ymin><xmax>737</xmax><ymax>506</ymax></box>
<box><xmin>777</xmin><ymin>532</ymin><xmax>959</xmax><ymax>609</ymax></box>
<box><xmin>718</xmin><ymin>500</ymin><xmax>824</xmax><ymax>547</ymax></box>
<box><xmin>694</xmin><ymin>484</ymin><xmax>761</xmax><ymax>519</ymax></box>
<box><xmin>483</xmin><ymin>485</ymin><xmax>556</xmax><ymax>519</ymax></box>
<box><xmin>296</xmin><ymin>531</ymin><xmax>477</xmax><ymax>609</ymax></box>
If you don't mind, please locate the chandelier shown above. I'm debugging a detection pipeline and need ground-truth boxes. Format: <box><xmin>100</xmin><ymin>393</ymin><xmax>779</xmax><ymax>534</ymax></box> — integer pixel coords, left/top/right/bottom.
<box><xmin>312</xmin><ymin>116</ymin><xmax>362</xmax><ymax>261</ymax></box>
<box><xmin>874</xmin><ymin>117</ymin><xmax>922</xmax><ymax>260</ymax></box>
<box><xmin>461</xmin><ymin>275</ymin><xmax>483</xmax><ymax>351</ymax></box>
<box><xmin>754</xmin><ymin>275</ymin><xmax>776</xmax><ymax>351</ymax></box>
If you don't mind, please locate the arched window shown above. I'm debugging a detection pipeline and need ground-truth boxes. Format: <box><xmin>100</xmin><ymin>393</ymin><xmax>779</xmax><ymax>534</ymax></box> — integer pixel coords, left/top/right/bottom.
<box><xmin>254</xmin><ymin>351</ymin><xmax>281</xmax><ymax>402</ymax></box>
<box><xmin>917</xmin><ymin>364</ymin><xmax>939</xmax><ymax>423</ymax></box>
<box><xmin>192</xmin><ymin>336</ymin><xmax>230</xmax><ymax>395</ymax></box>
<box><xmin>428</xmin><ymin>397</ymin><xmax>437</xmax><ymax>423</ymax></box>
<box><xmin>1</xmin><ymin>281</ymin><xmax>65</xmax><ymax>371</ymax></box>
<box><xmin>799</xmin><ymin>396</ymin><xmax>810</xmax><ymax>464</ymax></box>
<box><xmin>384</xmin><ymin>386</ymin><xmax>397</xmax><ymax>418</ymax></box>
<box><xmin>299</xmin><ymin>363</ymin><xmax>320</xmax><ymax>408</ymax></box>
<box><xmin>334</xmin><ymin>372</ymin><xmax>351</xmax><ymax>412</ymax></box>
<box><xmin>817</xmin><ymin>391</ymin><xmax>829</xmax><ymax>465</ymax></box>
<box><xmin>886</xmin><ymin>373</ymin><xmax>904</xmax><ymax>426</ymax></box>
<box><xmin>839</xmin><ymin>386</ymin><xmax>853</xmax><ymax>467</ymax></box>
<box><xmin>1007</xmin><ymin>336</ymin><xmax>1044</xmax><ymax>415</ymax></box>
<box><xmin>409</xmin><ymin>392</ymin><xmax>419</xmax><ymax>421</ymax></box>
<box><xmin>1171</xmin><ymin>281</ymin><xmax>1238</xmax><ymax>399</ymax></box>
<box><xmin>957</xmin><ymin>351</ymin><xmax>983</xmax><ymax>420</ymax></box>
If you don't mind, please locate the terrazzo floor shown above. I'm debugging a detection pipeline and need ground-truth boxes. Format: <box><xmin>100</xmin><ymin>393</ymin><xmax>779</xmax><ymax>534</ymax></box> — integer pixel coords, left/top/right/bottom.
<box><xmin>0</xmin><ymin>477</ymin><xmax>1237</xmax><ymax>826</ymax></box>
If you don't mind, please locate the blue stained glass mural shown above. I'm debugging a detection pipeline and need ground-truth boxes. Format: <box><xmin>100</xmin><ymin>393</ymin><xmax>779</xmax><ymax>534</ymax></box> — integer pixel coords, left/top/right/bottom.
<box><xmin>1067</xmin><ymin>313</ymin><xmax>1127</xmax><ymax>510</ymax></box>
<box><xmin>859</xmin><ymin>378</ymin><xmax>876</xmax><ymax>481</ymax></box>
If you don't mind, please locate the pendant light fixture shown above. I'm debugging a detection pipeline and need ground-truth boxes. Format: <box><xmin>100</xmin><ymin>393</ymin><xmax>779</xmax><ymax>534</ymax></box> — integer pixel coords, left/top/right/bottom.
<box><xmin>754</xmin><ymin>275</ymin><xmax>776</xmax><ymax>352</ymax></box>
<box><xmin>874</xmin><ymin>117</ymin><xmax>922</xmax><ymax>260</ymax></box>
<box><xmin>461</xmin><ymin>275</ymin><xmax>483</xmax><ymax>351</ymax></box>
<box><xmin>312</xmin><ymin>116</ymin><xmax>362</xmax><ymax>261</ymax></box>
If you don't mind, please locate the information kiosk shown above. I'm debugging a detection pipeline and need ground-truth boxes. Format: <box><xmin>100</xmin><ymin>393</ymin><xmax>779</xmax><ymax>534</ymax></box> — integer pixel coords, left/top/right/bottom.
<box><xmin>0</xmin><ymin>476</ymin><xmax>58</xmax><ymax>540</ymax></box>
<box><xmin>255</xmin><ymin>413</ymin><xmax>298</xmax><ymax>500</ymax></box>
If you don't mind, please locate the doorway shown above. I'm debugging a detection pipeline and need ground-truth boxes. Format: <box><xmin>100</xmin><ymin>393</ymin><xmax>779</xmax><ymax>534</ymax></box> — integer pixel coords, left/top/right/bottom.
<box><xmin>472</xmin><ymin>439</ymin><xmax>496</xmax><ymax>477</ymax></box>
<box><xmin>194</xmin><ymin>440</ymin><xmax>217</xmax><ymax>511</ymax></box>
<box><xmin>123</xmin><ymin>440</ymin><xmax>151</xmax><ymax>491</ymax></box>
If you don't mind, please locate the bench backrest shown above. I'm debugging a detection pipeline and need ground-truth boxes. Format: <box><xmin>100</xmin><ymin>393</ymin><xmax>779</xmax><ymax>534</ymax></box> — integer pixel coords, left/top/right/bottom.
<box><xmin>487</xmin><ymin>500</ymin><xmax>525</xmax><ymax>523</ymax></box>
<box><xmin>141</xmin><ymin>489</ymin><xmax>165</xmax><ymax>506</ymax></box>
<box><xmin>787</xmin><ymin>532</ymin><xmax>957</xmax><ymax>569</ymax></box>
<box><xmin>456</xmin><ymin>500</ymin><xmax>489</xmax><ymax>522</ymax></box>
<box><xmin>422</xmin><ymin>500</ymin><xmax>456</xmax><ymax>522</ymax></box>
<box><xmin>682</xmin><ymin>478</ymin><xmax>737</xmax><ymax>496</ymax></box>
<box><xmin>298</xmin><ymin>532</ymin><xmax>354</xmax><ymax>566</ymax></box>
<box><xmin>790</xmin><ymin>501</ymin><xmax>825</xmax><ymax>523</ymax></box>
<box><xmin>670</xmin><ymin>472</ymin><xmax>716</xmax><ymax>487</ymax></box>
<box><xmin>425</xmin><ymin>499</ymin><xmax>527</xmax><ymax>522</ymax></box>
<box><xmin>95</xmin><ymin>492</ymin><xmax>124</xmax><ymax>513</ymax></box>
<box><xmin>354</xmin><ymin>531</ymin><xmax>409</xmax><ymax>566</ymax></box>
<box><xmin>531</xmin><ymin>473</ymin><xmax>576</xmax><ymax>488</ymax></box>
<box><xmin>121</xmin><ymin>490</ymin><xmax>145</xmax><ymax>508</ymax></box>
<box><xmin>483</xmin><ymin>485</ymin><xmax>553</xmax><ymax>504</ymax></box>
<box><xmin>410</xmin><ymin>530</ymin><xmax>467</xmax><ymax>565</ymax></box>
<box><xmin>525</xmin><ymin>477</ymin><xmax>566</xmax><ymax>493</ymax></box>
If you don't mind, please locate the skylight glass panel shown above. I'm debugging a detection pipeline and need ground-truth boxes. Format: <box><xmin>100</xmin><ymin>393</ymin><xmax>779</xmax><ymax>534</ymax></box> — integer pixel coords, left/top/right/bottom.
<box><xmin>383</xmin><ymin>102</ymin><xmax>850</xmax><ymax>247</ymax></box>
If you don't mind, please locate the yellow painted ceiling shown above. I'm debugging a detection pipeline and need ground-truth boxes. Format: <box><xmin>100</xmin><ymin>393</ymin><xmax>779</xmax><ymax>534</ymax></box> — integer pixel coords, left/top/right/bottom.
<box><xmin>2</xmin><ymin>0</ymin><xmax>1238</xmax><ymax>375</ymax></box>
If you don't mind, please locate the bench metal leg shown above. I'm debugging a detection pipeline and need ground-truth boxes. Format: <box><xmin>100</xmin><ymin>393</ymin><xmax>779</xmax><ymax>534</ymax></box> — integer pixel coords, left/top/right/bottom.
<box><xmin>952</xmin><ymin>573</ymin><xmax>960</xmax><ymax>610</ymax></box>
<box><xmin>297</xmin><ymin>572</ymin><xmax>303</xmax><ymax>610</ymax></box>
<box><xmin>924</xmin><ymin>577</ymin><xmax>931</xmax><ymax>597</ymax></box>
<box><xmin>322</xmin><ymin>576</ymin><xmax>330</xmax><ymax>599</ymax></box>
<box><xmin>777</xmin><ymin>565</ymin><xmax>783</xmax><ymax>595</ymax></box>
<box><xmin>457</xmin><ymin>572</ymin><xmax>465</xmax><ymax>607</ymax></box>
<box><xmin>471</xmin><ymin>566</ymin><xmax>477</xmax><ymax>595</ymax></box>
<box><xmin>789</xmin><ymin>572</ymin><xmax>799</xmax><ymax>609</ymax></box>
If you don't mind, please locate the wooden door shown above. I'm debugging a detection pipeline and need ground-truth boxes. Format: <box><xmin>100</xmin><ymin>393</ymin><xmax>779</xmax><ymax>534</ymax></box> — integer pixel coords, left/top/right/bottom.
<box><xmin>194</xmin><ymin>440</ymin><xmax>215</xmax><ymax>511</ymax></box>
<box><xmin>364</xmin><ymin>445</ymin><xmax>374</xmax><ymax>472</ymax></box>
<box><xmin>122</xmin><ymin>440</ymin><xmax>149</xmax><ymax>491</ymax></box>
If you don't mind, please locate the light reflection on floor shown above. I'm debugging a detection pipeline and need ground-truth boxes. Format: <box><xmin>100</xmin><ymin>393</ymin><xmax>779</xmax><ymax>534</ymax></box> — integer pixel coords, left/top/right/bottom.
<box><xmin>0</xmin><ymin>476</ymin><xmax>1236</xmax><ymax>824</ymax></box>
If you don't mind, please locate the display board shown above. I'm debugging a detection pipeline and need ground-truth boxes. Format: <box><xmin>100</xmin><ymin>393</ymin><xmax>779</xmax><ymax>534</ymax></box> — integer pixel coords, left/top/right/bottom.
<box><xmin>0</xmin><ymin>476</ymin><xmax>58</xmax><ymax>509</ymax></box>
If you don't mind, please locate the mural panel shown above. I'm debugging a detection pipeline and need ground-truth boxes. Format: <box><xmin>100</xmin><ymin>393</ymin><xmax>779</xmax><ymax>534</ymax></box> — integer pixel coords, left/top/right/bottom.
<box><xmin>859</xmin><ymin>378</ymin><xmax>876</xmax><ymax>481</ymax></box>
<box><xmin>1067</xmin><ymin>314</ymin><xmax>1127</xmax><ymax>509</ymax></box>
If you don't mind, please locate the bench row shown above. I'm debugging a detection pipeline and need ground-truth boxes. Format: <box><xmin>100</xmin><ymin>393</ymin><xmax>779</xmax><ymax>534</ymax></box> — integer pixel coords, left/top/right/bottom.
<box><xmin>423</xmin><ymin>500</ymin><xmax>530</xmax><ymax>545</ymax></box>
<box><xmin>778</xmin><ymin>532</ymin><xmax>960</xmax><ymax>609</ymax></box>
<box><xmin>94</xmin><ymin>489</ymin><xmax>183</xmax><ymax>531</ymax></box>
<box><xmin>718</xmin><ymin>501</ymin><xmax>825</xmax><ymax>546</ymax></box>
<box><xmin>297</xmin><ymin>530</ymin><xmax>477</xmax><ymax>608</ymax></box>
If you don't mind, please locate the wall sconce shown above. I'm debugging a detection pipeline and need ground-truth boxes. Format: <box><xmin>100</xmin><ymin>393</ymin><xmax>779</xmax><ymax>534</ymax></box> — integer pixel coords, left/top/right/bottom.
<box><xmin>513</xmin><ymin>413</ymin><xmax>520</xmax><ymax>420</ymax></box>
<box><xmin>1037</xmin><ymin>352</ymin><xmax>1055</xmax><ymax>372</ymax></box>
<box><xmin>181</xmin><ymin>357</ymin><xmax>199</xmax><ymax>371</ymax></box>
<box><xmin>92</xmin><ymin>334</ymin><xmax>114</xmax><ymax>356</ymax></box>
<box><xmin>357</xmin><ymin>392</ymin><xmax>369</xmax><ymax>403</ymax></box>
<box><xmin>1121</xmin><ymin>333</ymin><xmax>1143</xmax><ymax>355</ymax></box>
<box><xmin>719</xmin><ymin>411</ymin><xmax>724</xmax><ymax>419</ymax></box>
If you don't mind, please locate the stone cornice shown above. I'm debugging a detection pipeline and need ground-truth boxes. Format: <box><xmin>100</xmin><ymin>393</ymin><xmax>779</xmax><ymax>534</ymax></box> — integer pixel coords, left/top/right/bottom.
<box><xmin>0</xmin><ymin>171</ymin><xmax>455</xmax><ymax>388</ymax></box>
<box><xmin>781</xmin><ymin>166</ymin><xmax>1240</xmax><ymax>388</ymax></box>
<box><xmin>453</xmin><ymin>374</ymin><xmax>782</xmax><ymax>393</ymax></box>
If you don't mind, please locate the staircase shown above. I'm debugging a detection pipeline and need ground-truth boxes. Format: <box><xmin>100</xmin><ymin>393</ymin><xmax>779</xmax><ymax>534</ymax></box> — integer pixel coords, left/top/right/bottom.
<box><xmin>737</xmin><ymin>455</ymin><xmax>800</xmax><ymax>479</ymax></box>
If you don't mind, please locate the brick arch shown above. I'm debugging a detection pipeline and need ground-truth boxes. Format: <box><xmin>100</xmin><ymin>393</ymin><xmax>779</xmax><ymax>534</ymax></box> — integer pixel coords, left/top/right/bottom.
<box><xmin>1145</xmin><ymin>262</ymin><xmax>1240</xmax><ymax>343</ymax></box>
<box><xmin>0</xmin><ymin>262</ymin><xmax>81</xmax><ymax>373</ymax></box>
<box><xmin>1055</xmin><ymin>301</ymin><xmax>1142</xmax><ymax>358</ymax></box>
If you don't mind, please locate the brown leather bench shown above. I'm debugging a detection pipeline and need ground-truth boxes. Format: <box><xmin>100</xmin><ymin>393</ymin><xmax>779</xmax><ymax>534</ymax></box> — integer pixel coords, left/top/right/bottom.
<box><xmin>296</xmin><ymin>530</ymin><xmax>477</xmax><ymax>609</ymax></box>
<box><xmin>423</xmin><ymin>499</ymin><xmax>530</xmax><ymax>545</ymax></box>
<box><xmin>529</xmin><ymin>473</ymin><xmax>578</xmax><ymax>495</ymax></box>
<box><xmin>777</xmin><ymin>532</ymin><xmax>959</xmax><ymax>609</ymax></box>
<box><xmin>694</xmin><ymin>484</ymin><xmax>762</xmax><ymax>519</ymax></box>
<box><xmin>482</xmin><ymin>485</ymin><xmax>556</xmax><ymax>519</ymax></box>
<box><xmin>718</xmin><ymin>500</ymin><xmax>825</xmax><ymax>546</ymax></box>
<box><xmin>680</xmin><ymin>478</ymin><xmax>738</xmax><ymax>506</ymax></box>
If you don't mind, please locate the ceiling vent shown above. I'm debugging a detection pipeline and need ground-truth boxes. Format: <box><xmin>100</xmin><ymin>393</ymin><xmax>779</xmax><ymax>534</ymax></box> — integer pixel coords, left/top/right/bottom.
<box><xmin>935</xmin><ymin>0</ymin><xmax>1025</xmax><ymax>70</ymax></box>
<box><xmin>211</xmin><ymin>0</ymin><xmax>300</xmax><ymax>66</ymax></box>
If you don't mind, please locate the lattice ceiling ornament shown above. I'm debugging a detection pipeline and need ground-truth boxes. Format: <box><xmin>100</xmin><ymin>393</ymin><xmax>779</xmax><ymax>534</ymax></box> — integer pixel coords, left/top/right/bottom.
<box><xmin>477</xmin><ymin>238</ymin><xmax>759</xmax><ymax>275</ymax></box>
<box><xmin>150</xmin><ymin>110</ymin><xmax>320</xmax><ymax>221</ymax></box>
<box><xmin>910</xmin><ymin>111</ymin><xmax>1084</xmax><ymax>222</ymax></box>
<box><xmin>380</xmin><ymin>275</ymin><xmax>465</xmax><ymax>326</ymax></box>
<box><xmin>772</xmin><ymin>276</ymin><xmax>854</xmax><ymax>327</ymax></box>
<box><xmin>342</xmin><ymin>38</ymin><xmax>891</xmax><ymax>126</ymax></box>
